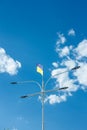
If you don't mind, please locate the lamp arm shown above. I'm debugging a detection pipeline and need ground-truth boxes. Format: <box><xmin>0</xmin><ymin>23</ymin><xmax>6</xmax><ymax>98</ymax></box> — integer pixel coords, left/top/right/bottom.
<box><xmin>11</xmin><ymin>80</ymin><xmax>42</xmax><ymax>90</ymax></box>
<box><xmin>44</xmin><ymin>66</ymin><xmax>80</xmax><ymax>88</ymax></box>
<box><xmin>44</xmin><ymin>70</ymin><xmax>68</xmax><ymax>88</ymax></box>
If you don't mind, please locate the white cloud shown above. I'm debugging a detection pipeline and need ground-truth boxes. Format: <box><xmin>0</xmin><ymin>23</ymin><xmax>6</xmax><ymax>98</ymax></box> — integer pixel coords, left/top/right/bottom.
<box><xmin>73</xmin><ymin>62</ymin><xmax>87</xmax><ymax>86</ymax></box>
<box><xmin>51</xmin><ymin>68</ymin><xmax>79</xmax><ymax>92</ymax></box>
<box><xmin>59</xmin><ymin>46</ymin><xmax>70</xmax><ymax>57</ymax></box>
<box><xmin>56</xmin><ymin>43</ymin><xmax>73</xmax><ymax>58</ymax></box>
<box><xmin>75</xmin><ymin>39</ymin><xmax>87</xmax><ymax>59</ymax></box>
<box><xmin>62</xmin><ymin>58</ymin><xmax>76</xmax><ymax>69</ymax></box>
<box><xmin>45</xmin><ymin>66</ymin><xmax>79</xmax><ymax>104</ymax></box>
<box><xmin>0</xmin><ymin>47</ymin><xmax>21</xmax><ymax>75</ymax></box>
<box><xmin>68</xmin><ymin>29</ymin><xmax>75</xmax><ymax>36</ymax></box>
<box><xmin>17</xmin><ymin>116</ymin><xmax>24</xmax><ymax>121</ymax></box>
<box><xmin>52</xmin><ymin>62</ymin><xmax>58</xmax><ymax>68</ymax></box>
<box><xmin>16</xmin><ymin>116</ymin><xmax>29</xmax><ymax>125</ymax></box>
<box><xmin>46</xmin><ymin>94</ymin><xmax>67</xmax><ymax>104</ymax></box>
<box><xmin>46</xmin><ymin>31</ymin><xmax>87</xmax><ymax>104</ymax></box>
<box><xmin>56</xmin><ymin>33</ymin><xmax>66</xmax><ymax>45</ymax></box>
<box><xmin>12</xmin><ymin>128</ymin><xmax>18</xmax><ymax>130</ymax></box>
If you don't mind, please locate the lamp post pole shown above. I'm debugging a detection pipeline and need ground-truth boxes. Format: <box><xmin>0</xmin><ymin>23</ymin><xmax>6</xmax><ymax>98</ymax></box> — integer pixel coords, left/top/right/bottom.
<box><xmin>42</xmin><ymin>78</ymin><xmax>44</xmax><ymax>130</ymax></box>
<box><xmin>11</xmin><ymin>66</ymin><xmax>80</xmax><ymax>130</ymax></box>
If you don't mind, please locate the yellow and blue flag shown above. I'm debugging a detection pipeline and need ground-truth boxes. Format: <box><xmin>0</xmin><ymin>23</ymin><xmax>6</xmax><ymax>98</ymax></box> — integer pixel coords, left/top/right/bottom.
<box><xmin>37</xmin><ymin>64</ymin><xmax>43</xmax><ymax>76</ymax></box>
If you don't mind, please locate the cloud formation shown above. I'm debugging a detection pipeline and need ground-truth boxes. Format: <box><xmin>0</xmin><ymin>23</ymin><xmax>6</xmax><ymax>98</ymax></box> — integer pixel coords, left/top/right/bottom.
<box><xmin>56</xmin><ymin>33</ymin><xmax>66</xmax><ymax>45</ymax></box>
<box><xmin>45</xmin><ymin>94</ymin><xmax>67</xmax><ymax>104</ymax></box>
<box><xmin>45</xmin><ymin>29</ymin><xmax>87</xmax><ymax>104</ymax></box>
<box><xmin>0</xmin><ymin>47</ymin><xmax>21</xmax><ymax>75</ymax></box>
<box><xmin>52</xmin><ymin>62</ymin><xmax>58</xmax><ymax>68</ymax></box>
<box><xmin>12</xmin><ymin>128</ymin><xmax>18</xmax><ymax>130</ymax></box>
<box><xmin>68</xmin><ymin>28</ymin><xmax>75</xmax><ymax>36</ymax></box>
<box><xmin>75</xmin><ymin>39</ymin><xmax>87</xmax><ymax>59</ymax></box>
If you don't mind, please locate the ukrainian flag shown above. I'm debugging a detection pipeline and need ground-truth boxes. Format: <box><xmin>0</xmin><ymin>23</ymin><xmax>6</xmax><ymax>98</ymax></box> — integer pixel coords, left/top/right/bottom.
<box><xmin>37</xmin><ymin>64</ymin><xmax>43</xmax><ymax>76</ymax></box>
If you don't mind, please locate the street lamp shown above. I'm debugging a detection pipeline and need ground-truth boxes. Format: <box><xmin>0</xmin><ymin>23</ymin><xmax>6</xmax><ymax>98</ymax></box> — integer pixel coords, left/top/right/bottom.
<box><xmin>11</xmin><ymin>66</ymin><xmax>80</xmax><ymax>130</ymax></box>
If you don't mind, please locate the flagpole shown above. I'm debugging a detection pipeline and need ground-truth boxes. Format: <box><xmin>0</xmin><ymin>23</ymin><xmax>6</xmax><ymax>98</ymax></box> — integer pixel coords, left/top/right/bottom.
<box><xmin>42</xmin><ymin>68</ymin><xmax>44</xmax><ymax>130</ymax></box>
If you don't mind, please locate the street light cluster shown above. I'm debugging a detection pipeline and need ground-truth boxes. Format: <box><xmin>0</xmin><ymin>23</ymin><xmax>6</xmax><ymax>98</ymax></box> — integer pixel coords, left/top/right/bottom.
<box><xmin>11</xmin><ymin>65</ymin><xmax>80</xmax><ymax>99</ymax></box>
<box><xmin>11</xmin><ymin>65</ymin><xmax>80</xmax><ymax>130</ymax></box>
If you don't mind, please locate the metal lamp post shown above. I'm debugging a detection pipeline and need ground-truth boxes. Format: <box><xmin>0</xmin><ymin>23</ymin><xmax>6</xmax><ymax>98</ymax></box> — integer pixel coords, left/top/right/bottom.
<box><xmin>11</xmin><ymin>66</ymin><xmax>80</xmax><ymax>130</ymax></box>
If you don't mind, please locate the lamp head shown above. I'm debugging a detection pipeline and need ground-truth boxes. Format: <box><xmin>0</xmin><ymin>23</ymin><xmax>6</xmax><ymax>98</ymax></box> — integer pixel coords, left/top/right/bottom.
<box><xmin>10</xmin><ymin>82</ymin><xmax>17</xmax><ymax>84</ymax></box>
<box><xmin>71</xmin><ymin>66</ymin><xmax>80</xmax><ymax>70</ymax></box>
<box><xmin>20</xmin><ymin>95</ymin><xmax>28</xmax><ymax>98</ymax></box>
<box><xmin>59</xmin><ymin>87</ymin><xmax>68</xmax><ymax>90</ymax></box>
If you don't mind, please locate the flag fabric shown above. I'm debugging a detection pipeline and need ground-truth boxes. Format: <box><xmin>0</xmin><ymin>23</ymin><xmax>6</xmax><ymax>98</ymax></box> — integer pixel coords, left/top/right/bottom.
<box><xmin>37</xmin><ymin>64</ymin><xmax>43</xmax><ymax>75</ymax></box>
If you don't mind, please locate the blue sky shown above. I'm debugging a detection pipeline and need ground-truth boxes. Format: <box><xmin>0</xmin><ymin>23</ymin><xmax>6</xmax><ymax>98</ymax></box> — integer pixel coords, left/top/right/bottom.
<box><xmin>0</xmin><ymin>0</ymin><xmax>87</xmax><ymax>130</ymax></box>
